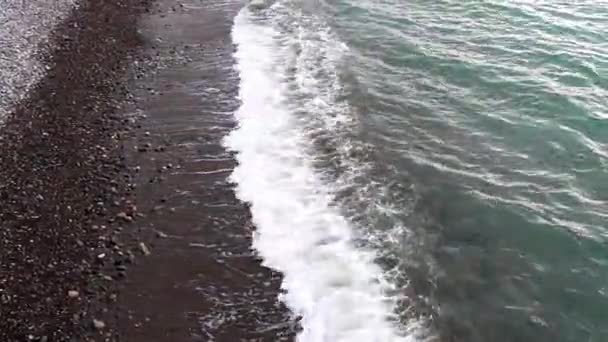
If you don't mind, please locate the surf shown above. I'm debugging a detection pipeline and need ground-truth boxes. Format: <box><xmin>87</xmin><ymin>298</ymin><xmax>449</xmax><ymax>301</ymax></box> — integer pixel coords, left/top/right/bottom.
<box><xmin>225</xmin><ymin>3</ymin><xmax>425</xmax><ymax>341</ymax></box>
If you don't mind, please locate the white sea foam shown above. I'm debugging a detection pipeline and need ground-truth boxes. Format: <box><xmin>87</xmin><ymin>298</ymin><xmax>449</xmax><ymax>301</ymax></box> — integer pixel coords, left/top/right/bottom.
<box><xmin>226</xmin><ymin>5</ymin><xmax>424</xmax><ymax>342</ymax></box>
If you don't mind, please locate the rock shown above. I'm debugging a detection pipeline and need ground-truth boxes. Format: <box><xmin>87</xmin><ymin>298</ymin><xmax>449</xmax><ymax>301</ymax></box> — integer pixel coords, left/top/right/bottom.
<box><xmin>127</xmin><ymin>204</ymin><xmax>137</xmax><ymax>215</ymax></box>
<box><xmin>116</xmin><ymin>212</ymin><xmax>133</xmax><ymax>222</ymax></box>
<box><xmin>126</xmin><ymin>252</ymin><xmax>135</xmax><ymax>264</ymax></box>
<box><xmin>139</xmin><ymin>242</ymin><xmax>151</xmax><ymax>256</ymax></box>
<box><xmin>155</xmin><ymin>230</ymin><xmax>168</xmax><ymax>238</ymax></box>
<box><xmin>92</xmin><ymin>319</ymin><xmax>106</xmax><ymax>330</ymax></box>
<box><xmin>67</xmin><ymin>290</ymin><xmax>79</xmax><ymax>298</ymax></box>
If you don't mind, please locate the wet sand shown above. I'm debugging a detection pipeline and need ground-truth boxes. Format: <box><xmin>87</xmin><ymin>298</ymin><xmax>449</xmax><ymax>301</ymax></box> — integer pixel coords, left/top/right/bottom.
<box><xmin>116</xmin><ymin>0</ymin><xmax>295</xmax><ymax>340</ymax></box>
<box><xmin>0</xmin><ymin>0</ymin><xmax>295</xmax><ymax>340</ymax></box>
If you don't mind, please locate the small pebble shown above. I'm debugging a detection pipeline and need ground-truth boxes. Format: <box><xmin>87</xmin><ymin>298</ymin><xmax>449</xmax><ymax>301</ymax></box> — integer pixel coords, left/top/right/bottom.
<box><xmin>116</xmin><ymin>212</ymin><xmax>133</xmax><ymax>222</ymax></box>
<box><xmin>92</xmin><ymin>319</ymin><xmax>106</xmax><ymax>330</ymax></box>
<box><xmin>139</xmin><ymin>242</ymin><xmax>151</xmax><ymax>256</ymax></box>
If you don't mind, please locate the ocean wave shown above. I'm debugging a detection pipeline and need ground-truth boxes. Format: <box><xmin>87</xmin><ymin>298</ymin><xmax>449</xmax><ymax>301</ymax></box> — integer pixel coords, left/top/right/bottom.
<box><xmin>226</xmin><ymin>3</ymin><xmax>428</xmax><ymax>341</ymax></box>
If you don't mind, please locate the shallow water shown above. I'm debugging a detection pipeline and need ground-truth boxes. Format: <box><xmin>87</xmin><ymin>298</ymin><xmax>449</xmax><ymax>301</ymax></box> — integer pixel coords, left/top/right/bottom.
<box><xmin>228</xmin><ymin>1</ymin><xmax>608</xmax><ymax>341</ymax></box>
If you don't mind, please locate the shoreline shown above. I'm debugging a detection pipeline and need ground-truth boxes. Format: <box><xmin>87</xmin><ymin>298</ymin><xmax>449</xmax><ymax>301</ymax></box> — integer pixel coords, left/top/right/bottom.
<box><xmin>0</xmin><ymin>0</ymin><xmax>295</xmax><ymax>340</ymax></box>
<box><xmin>115</xmin><ymin>0</ymin><xmax>296</xmax><ymax>340</ymax></box>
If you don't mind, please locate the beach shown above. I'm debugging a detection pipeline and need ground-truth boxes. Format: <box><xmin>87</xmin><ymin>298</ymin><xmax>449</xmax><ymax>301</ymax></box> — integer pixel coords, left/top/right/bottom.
<box><xmin>0</xmin><ymin>0</ymin><xmax>293</xmax><ymax>340</ymax></box>
<box><xmin>3</xmin><ymin>0</ymin><xmax>607</xmax><ymax>341</ymax></box>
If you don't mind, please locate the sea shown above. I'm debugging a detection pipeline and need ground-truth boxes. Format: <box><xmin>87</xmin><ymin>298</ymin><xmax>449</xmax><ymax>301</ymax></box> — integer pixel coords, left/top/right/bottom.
<box><xmin>1</xmin><ymin>0</ymin><xmax>606</xmax><ymax>341</ymax></box>
<box><xmin>225</xmin><ymin>1</ymin><xmax>608</xmax><ymax>341</ymax></box>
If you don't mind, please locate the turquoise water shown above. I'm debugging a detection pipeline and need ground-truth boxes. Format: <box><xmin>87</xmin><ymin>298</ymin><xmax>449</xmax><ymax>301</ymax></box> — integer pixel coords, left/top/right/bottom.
<box><xmin>331</xmin><ymin>1</ymin><xmax>608</xmax><ymax>340</ymax></box>
<box><xmin>234</xmin><ymin>1</ymin><xmax>608</xmax><ymax>340</ymax></box>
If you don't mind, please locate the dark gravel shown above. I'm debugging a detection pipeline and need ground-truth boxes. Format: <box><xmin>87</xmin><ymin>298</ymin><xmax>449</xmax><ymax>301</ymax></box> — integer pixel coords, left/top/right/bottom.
<box><xmin>0</xmin><ymin>0</ymin><xmax>150</xmax><ymax>340</ymax></box>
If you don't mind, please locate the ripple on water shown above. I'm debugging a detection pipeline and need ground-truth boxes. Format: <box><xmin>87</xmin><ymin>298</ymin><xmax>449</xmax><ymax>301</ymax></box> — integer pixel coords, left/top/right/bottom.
<box><xmin>327</xmin><ymin>0</ymin><xmax>608</xmax><ymax>341</ymax></box>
